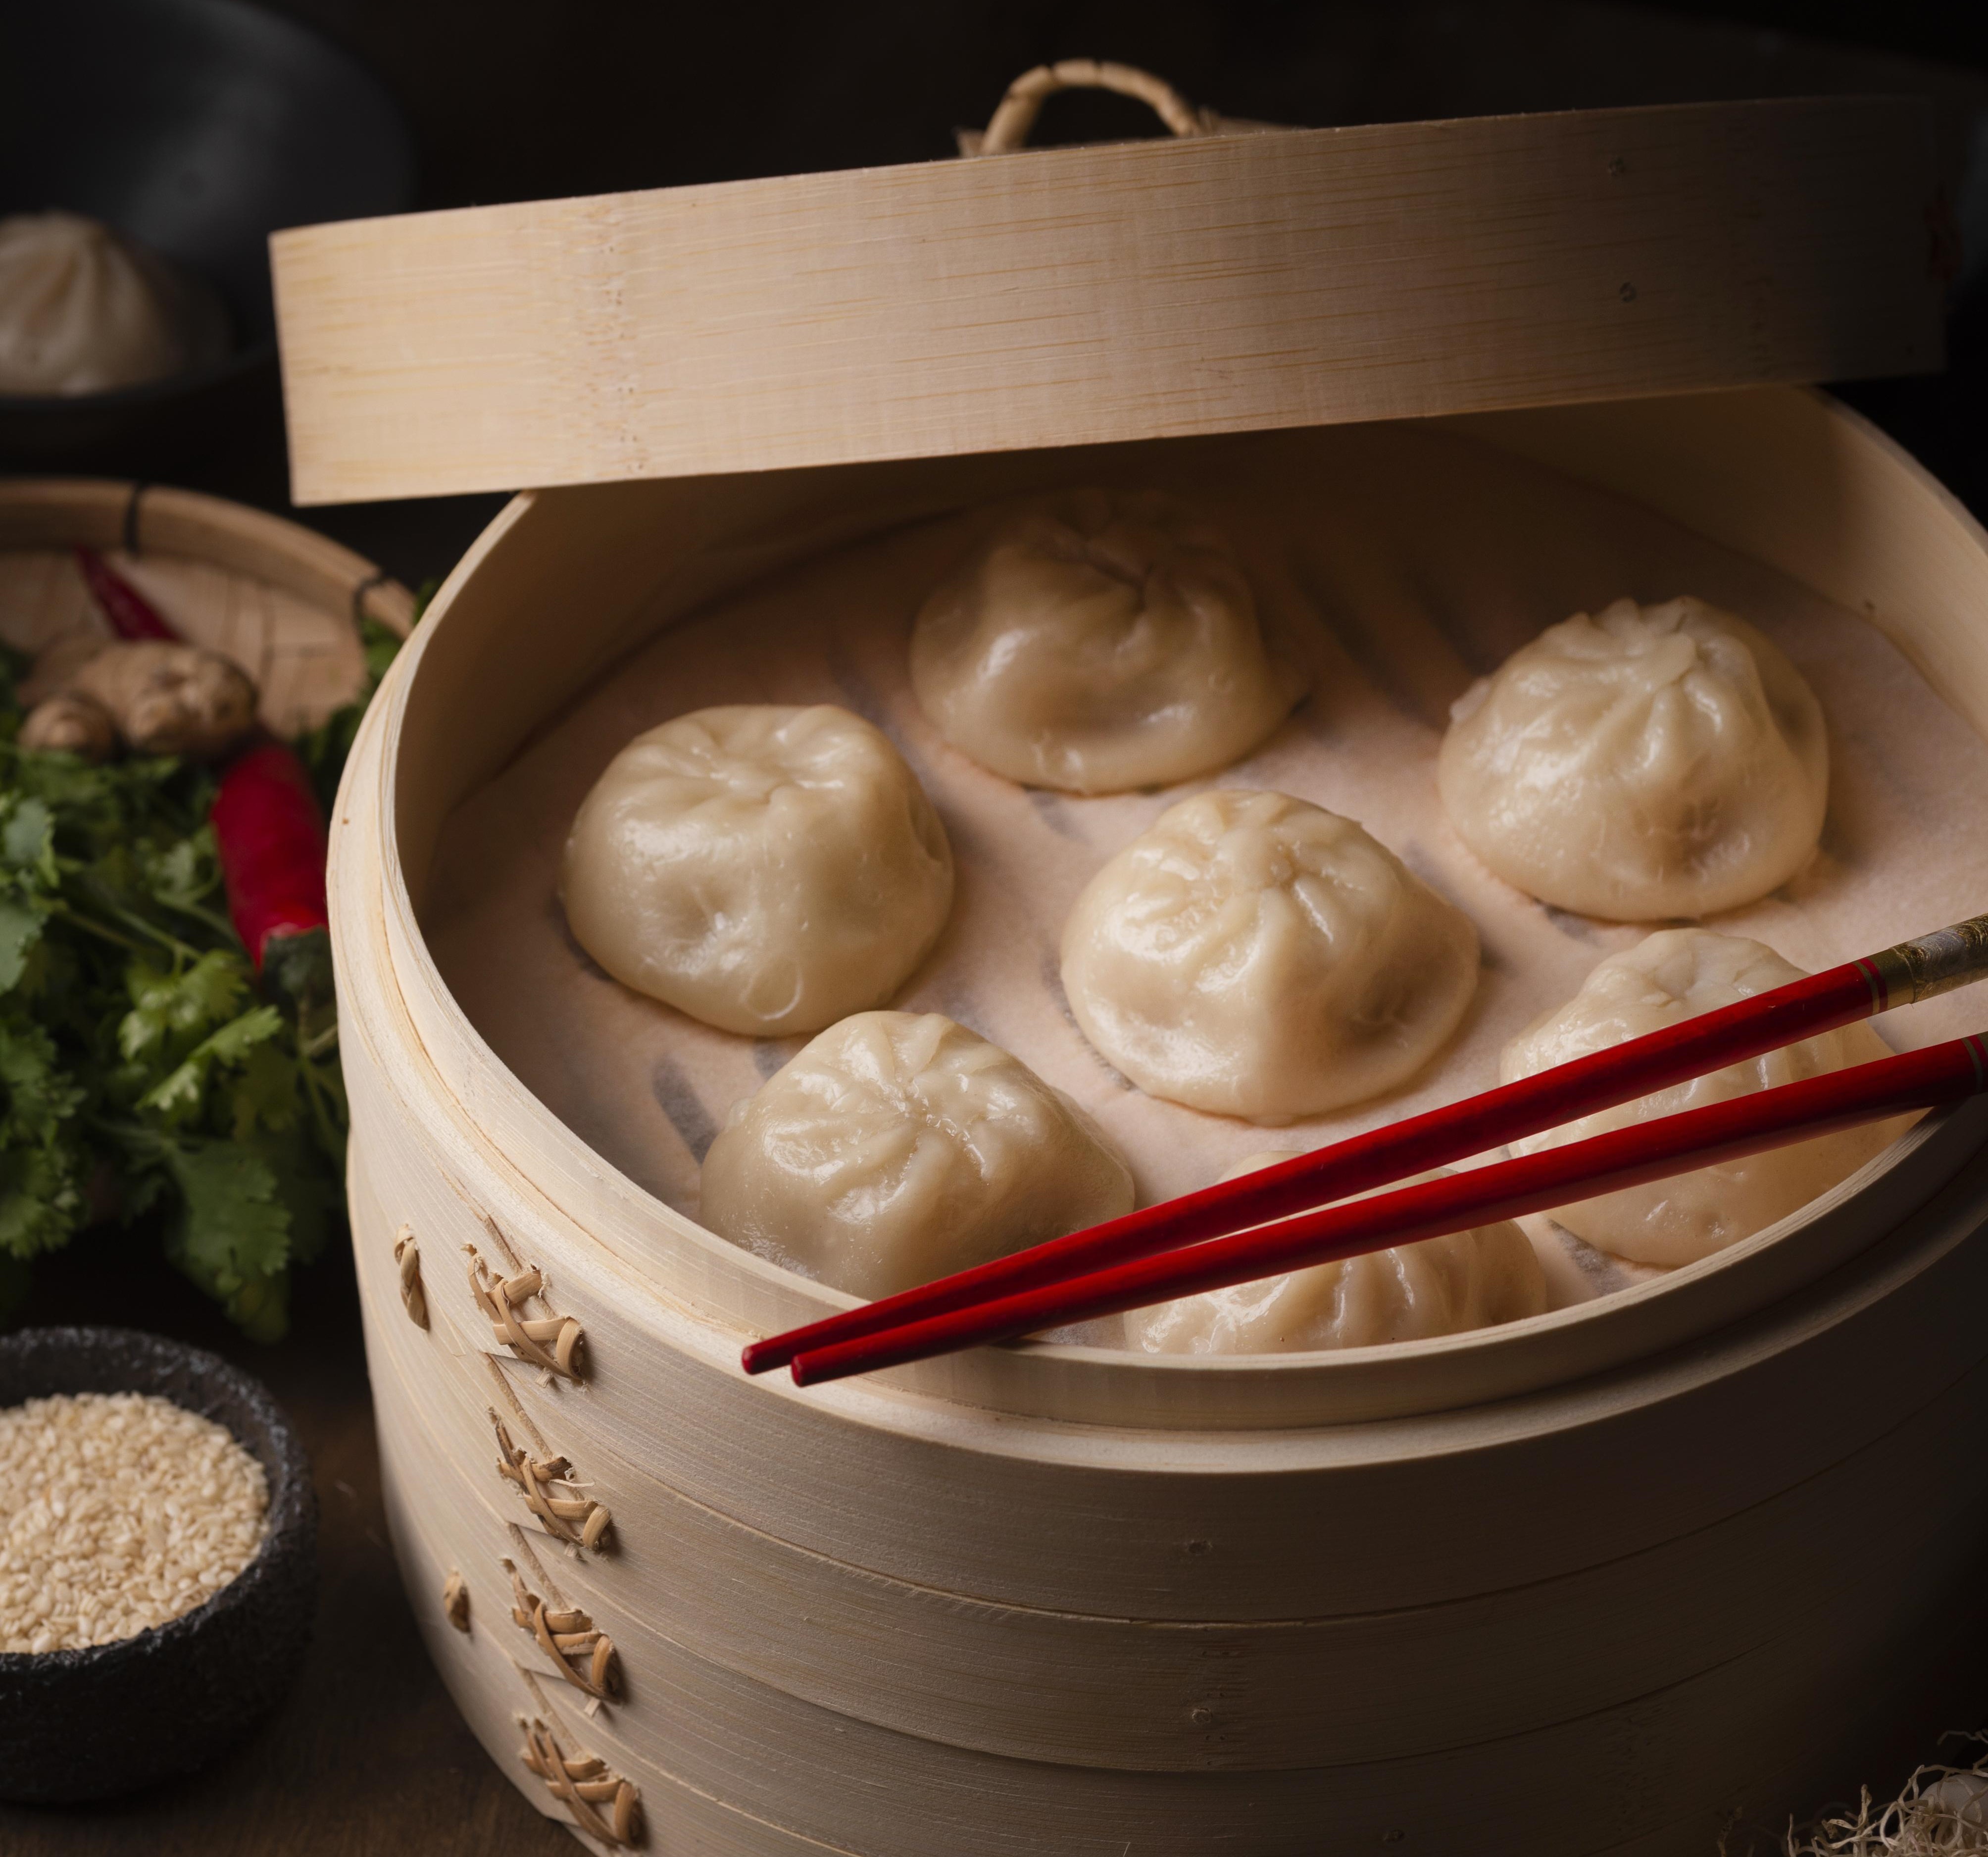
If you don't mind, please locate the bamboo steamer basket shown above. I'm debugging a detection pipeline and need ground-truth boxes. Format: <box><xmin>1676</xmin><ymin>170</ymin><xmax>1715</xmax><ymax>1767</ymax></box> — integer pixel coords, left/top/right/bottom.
<box><xmin>278</xmin><ymin>76</ymin><xmax>1988</xmax><ymax>1854</ymax></box>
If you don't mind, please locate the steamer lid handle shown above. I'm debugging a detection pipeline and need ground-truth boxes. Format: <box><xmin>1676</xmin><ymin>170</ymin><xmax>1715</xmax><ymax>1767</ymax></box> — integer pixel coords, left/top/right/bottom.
<box><xmin>958</xmin><ymin>60</ymin><xmax>1277</xmax><ymax>157</ymax></box>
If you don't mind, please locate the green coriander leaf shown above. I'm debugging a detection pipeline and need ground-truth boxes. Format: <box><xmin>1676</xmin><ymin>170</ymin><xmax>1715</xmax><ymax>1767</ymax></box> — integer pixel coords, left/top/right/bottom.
<box><xmin>255</xmin><ymin>1122</ymin><xmax>336</xmax><ymax>1269</ymax></box>
<box><xmin>227</xmin><ymin>1039</ymin><xmax>301</xmax><ymax>1141</ymax></box>
<box><xmin>0</xmin><ymin>1018</ymin><xmax>83</xmax><ymax>1126</ymax></box>
<box><xmin>8</xmin><ymin>747</ymin><xmax>126</xmax><ymax>827</ymax></box>
<box><xmin>145</xmin><ymin>826</ymin><xmax>221</xmax><ymax>914</ymax></box>
<box><xmin>298</xmin><ymin>1045</ymin><xmax>348</xmax><ymax>1171</ymax></box>
<box><xmin>139</xmin><ymin>1063</ymin><xmax>206</xmax><ymax>1122</ymax></box>
<box><xmin>363</xmin><ymin>607</ymin><xmax>410</xmax><ymax>682</ymax></box>
<box><xmin>139</xmin><ymin>1004</ymin><xmax>283</xmax><ymax>1122</ymax></box>
<box><xmin>0</xmin><ymin>1142</ymin><xmax>84</xmax><ymax>1259</ymax></box>
<box><xmin>77</xmin><ymin>847</ymin><xmax>158</xmax><ymax>926</ymax></box>
<box><xmin>2</xmin><ymin>798</ymin><xmax>55</xmax><ymax>882</ymax></box>
<box><xmin>183</xmin><ymin>1002</ymin><xmax>283</xmax><ymax>1071</ymax></box>
<box><xmin>0</xmin><ymin>1019</ymin><xmax>87</xmax><ymax>1260</ymax></box>
<box><xmin>120</xmin><ymin>950</ymin><xmax>251</xmax><ymax>1064</ymax></box>
<box><xmin>159</xmin><ymin>1136</ymin><xmax>293</xmax><ymax>1341</ymax></box>
<box><xmin>0</xmin><ymin>898</ymin><xmax>47</xmax><ymax>995</ymax></box>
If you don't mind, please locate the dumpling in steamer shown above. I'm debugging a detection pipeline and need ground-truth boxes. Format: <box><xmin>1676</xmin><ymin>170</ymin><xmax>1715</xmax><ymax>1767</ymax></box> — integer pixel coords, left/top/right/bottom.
<box><xmin>699</xmin><ymin>1011</ymin><xmax>1134</xmax><ymax>1300</ymax></box>
<box><xmin>1500</xmin><ymin>929</ymin><xmax>1912</xmax><ymax>1267</ymax></box>
<box><xmin>1125</xmin><ymin>1151</ymin><xmax>1547</xmax><ymax>1354</ymax></box>
<box><xmin>0</xmin><ymin>212</ymin><xmax>228</xmax><ymax>396</ymax></box>
<box><xmin>1437</xmin><ymin>596</ymin><xmax>1828</xmax><ymax>920</ymax></box>
<box><xmin>560</xmin><ymin>704</ymin><xmax>953</xmax><ymax>1037</ymax></box>
<box><xmin>1060</xmin><ymin>790</ymin><xmax>1480</xmax><ymax>1122</ymax></box>
<box><xmin>909</xmin><ymin>488</ymin><xmax>1305</xmax><ymax>793</ymax></box>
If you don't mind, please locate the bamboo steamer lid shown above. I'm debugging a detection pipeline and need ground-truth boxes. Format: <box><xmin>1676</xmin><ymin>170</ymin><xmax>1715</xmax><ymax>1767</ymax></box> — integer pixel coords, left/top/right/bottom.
<box><xmin>270</xmin><ymin>65</ymin><xmax>1945</xmax><ymax>504</ymax></box>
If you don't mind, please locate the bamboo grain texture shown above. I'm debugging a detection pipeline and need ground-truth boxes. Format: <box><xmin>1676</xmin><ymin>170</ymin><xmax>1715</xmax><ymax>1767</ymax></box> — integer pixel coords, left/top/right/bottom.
<box><xmin>274</xmin><ymin>98</ymin><xmax>1942</xmax><ymax>505</ymax></box>
<box><xmin>351</xmin><ymin>1122</ymin><xmax>1988</xmax><ymax>1778</ymax></box>
<box><xmin>364</xmin><ymin>1266</ymin><xmax>1988</xmax><ymax>1855</ymax></box>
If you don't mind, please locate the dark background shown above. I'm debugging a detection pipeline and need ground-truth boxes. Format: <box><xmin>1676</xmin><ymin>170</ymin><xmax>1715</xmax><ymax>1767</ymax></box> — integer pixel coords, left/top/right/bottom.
<box><xmin>249</xmin><ymin>0</ymin><xmax>1988</xmax><ymax>207</ymax></box>
<box><xmin>134</xmin><ymin>0</ymin><xmax>1988</xmax><ymax>589</ymax></box>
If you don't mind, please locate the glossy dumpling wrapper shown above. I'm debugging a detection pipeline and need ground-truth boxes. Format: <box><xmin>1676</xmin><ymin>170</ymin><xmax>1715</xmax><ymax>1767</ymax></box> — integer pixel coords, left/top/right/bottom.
<box><xmin>560</xmin><ymin>703</ymin><xmax>953</xmax><ymax>1037</ymax></box>
<box><xmin>909</xmin><ymin>488</ymin><xmax>1307</xmax><ymax>794</ymax></box>
<box><xmin>1060</xmin><ymin>789</ymin><xmax>1480</xmax><ymax>1122</ymax></box>
<box><xmin>1437</xmin><ymin>596</ymin><xmax>1828</xmax><ymax>920</ymax></box>
<box><xmin>1501</xmin><ymin>929</ymin><xmax>1912</xmax><ymax>1267</ymax></box>
<box><xmin>0</xmin><ymin>211</ymin><xmax>228</xmax><ymax>397</ymax></box>
<box><xmin>1124</xmin><ymin>1151</ymin><xmax>1547</xmax><ymax>1354</ymax></box>
<box><xmin>699</xmin><ymin>1011</ymin><xmax>1135</xmax><ymax>1300</ymax></box>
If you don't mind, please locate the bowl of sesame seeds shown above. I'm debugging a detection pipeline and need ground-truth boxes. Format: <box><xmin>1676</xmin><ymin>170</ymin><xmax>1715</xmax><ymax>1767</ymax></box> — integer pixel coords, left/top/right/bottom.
<box><xmin>0</xmin><ymin>1325</ymin><xmax>316</xmax><ymax>1802</ymax></box>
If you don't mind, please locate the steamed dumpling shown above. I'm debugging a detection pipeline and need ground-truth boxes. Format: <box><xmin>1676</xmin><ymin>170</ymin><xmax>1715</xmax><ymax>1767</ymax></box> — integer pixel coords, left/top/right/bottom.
<box><xmin>1125</xmin><ymin>1151</ymin><xmax>1547</xmax><ymax>1353</ymax></box>
<box><xmin>1060</xmin><ymin>790</ymin><xmax>1480</xmax><ymax>1122</ymax></box>
<box><xmin>0</xmin><ymin>212</ymin><xmax>228</xmax><ymax>396</ymax></box>
<box><xmin>560</xmin><ymin>704</ymin><xmax>953</xmax><ymax>1037</ymax></box>
<box><xmin>909</xmin><ymin>488</ymin><xmax>1305</xmax><ymax>793</ymax></box>
<box><xmin>699</xmin><ymin>1011</ymin><xmax>1134</xmax><ymax>1299</ymax></box>
<box><xmin>1438</xmin><ymin>596</ymin><xmax>1828</xmax><ymax>920</ymax></box>
<box><xmin>1501</xmin><ymin>929</ymin><xmax>1910</xmax><ymax>1267</ymax></box>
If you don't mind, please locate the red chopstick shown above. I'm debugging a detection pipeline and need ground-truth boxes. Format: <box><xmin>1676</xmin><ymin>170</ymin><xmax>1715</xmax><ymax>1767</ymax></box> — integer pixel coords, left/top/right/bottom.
<box><xmin>788</xmin><ymin>1031</ymin><xmax>1988</xmax><ymax>1386</ymax></box>
<box><xmin>742</xmin><ymin>912</ymin><xmax>1988</xmax><ymax>1376</ymax></box>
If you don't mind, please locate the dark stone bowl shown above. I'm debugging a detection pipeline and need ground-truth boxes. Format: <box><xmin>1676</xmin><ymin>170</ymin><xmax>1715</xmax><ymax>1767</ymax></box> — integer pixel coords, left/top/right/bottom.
<box><xmin>0</xmin><ymin>0</ymin><xmax>416</xmax><ymax>473</ymax></box>
<box><xmin>0</xmin><ymin>1325</ymin><xmax>318</xmax><ymax>1803</ymax></box>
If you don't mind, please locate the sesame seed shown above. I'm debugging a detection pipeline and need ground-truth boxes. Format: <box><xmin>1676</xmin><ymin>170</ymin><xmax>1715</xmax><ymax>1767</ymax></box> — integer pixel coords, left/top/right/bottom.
<box><xmin>0</xmin><ymin>1392</ymin><xmax>269</xmax><ymax>1654</ymax></box>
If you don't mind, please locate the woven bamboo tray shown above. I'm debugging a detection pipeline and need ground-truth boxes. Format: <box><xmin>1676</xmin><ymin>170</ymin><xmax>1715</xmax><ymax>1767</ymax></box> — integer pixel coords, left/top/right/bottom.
<box><xmin>0</xmin><ymin>479</ymin><xmax>414</xmax><ymax>727</ymax></box>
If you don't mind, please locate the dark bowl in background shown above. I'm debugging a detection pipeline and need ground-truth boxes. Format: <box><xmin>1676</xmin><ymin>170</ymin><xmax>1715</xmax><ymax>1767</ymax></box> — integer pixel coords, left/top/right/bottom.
<box><xmin>0</xmin><ymin>1326</ymin><xmax>318</xmax><ymax>1802</ymax></box>
<box><xmin>0</xmin><ymin>0</ymin><xmax>415</xmax><ymax>474</ymax></box>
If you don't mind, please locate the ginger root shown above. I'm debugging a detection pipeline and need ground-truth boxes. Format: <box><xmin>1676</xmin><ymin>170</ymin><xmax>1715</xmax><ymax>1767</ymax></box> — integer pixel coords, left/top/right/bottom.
<box><xmin>19</xmin><ymin>691</ymin><xmax>117</xmax><ymax>758</ymax></box>
<box><xmin>19</xmin><ymin>638</ymin><xmax>257</xmax><ymax>761</ymax></box>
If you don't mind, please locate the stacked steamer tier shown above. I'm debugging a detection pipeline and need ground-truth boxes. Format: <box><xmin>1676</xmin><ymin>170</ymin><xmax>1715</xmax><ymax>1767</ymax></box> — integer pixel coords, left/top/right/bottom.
<box><xmin>279</xmin><ymin>93</ymin><xmax>1988</xmax><ymax>1854</ymax></box>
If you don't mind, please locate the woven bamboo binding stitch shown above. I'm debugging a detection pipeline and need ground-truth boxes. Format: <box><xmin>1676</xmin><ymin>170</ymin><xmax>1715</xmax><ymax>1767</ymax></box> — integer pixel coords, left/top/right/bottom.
<box><xmin>491</xmin><ymin>1413</ymin><xmax>613</xmax><ymax>1551</ymax></box>
<box><xmin>504</xmin><ymin>1557</ymin><xmax>621</xmax><ymax>1701</ymax></box>
<box><xmin>519</xmin><ymin>1716</ymin><xmax>642</xmax><ymax>1847</ymax></box>
<box><xmin>441</xmin><ymin>1567</ymin><xmax>470</xmax><ymax>1632</ymax></box>
<box><xmin>467</xmin><ymin>1245</ymin><xmax>585</xmax><ymax>1379</ymax></box>
<box><xmin>393</xmin><ymin>1224</ymin><xmax>428</xmax><ymax>1328</ymax></box>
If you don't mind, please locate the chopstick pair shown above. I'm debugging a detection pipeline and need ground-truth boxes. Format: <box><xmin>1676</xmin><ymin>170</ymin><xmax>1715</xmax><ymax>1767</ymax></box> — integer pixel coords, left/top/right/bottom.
<box><xmin>741</xmin><ymin>914</ymin><xmax>1988</xmax><ymax>1388</ymax></box>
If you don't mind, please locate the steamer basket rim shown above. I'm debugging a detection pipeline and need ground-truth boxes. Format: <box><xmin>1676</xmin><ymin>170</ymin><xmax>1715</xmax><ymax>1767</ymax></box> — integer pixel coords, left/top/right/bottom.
<box><xmin>337</xmin><ymin>389</ymin><xmax>1988</xmax><ymax>1428</ymax></box>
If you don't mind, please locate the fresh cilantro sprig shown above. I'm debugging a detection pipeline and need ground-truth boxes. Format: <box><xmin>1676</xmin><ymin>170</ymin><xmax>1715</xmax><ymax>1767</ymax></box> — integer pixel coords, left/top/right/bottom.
<box><xmin>0</xmin><ymin>589</ymin><xmax>423</xmax><ymax>1340</ymax></box>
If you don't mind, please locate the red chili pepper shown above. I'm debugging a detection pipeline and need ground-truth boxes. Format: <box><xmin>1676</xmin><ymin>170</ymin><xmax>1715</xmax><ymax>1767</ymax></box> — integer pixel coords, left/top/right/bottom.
<box><xmin>75</xmin><ymin>544</ymin><xmax>178</xmax><ymax>640</ymax></box>
<box><xmin>211</xmin><ymin>742</ymin><xmax>331</xmax><ymax>975</ymax></box>
<box><xmin>75</xmin><ymin>544</ymin><xmax>333</xmax><ymax>980</ymax></box>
